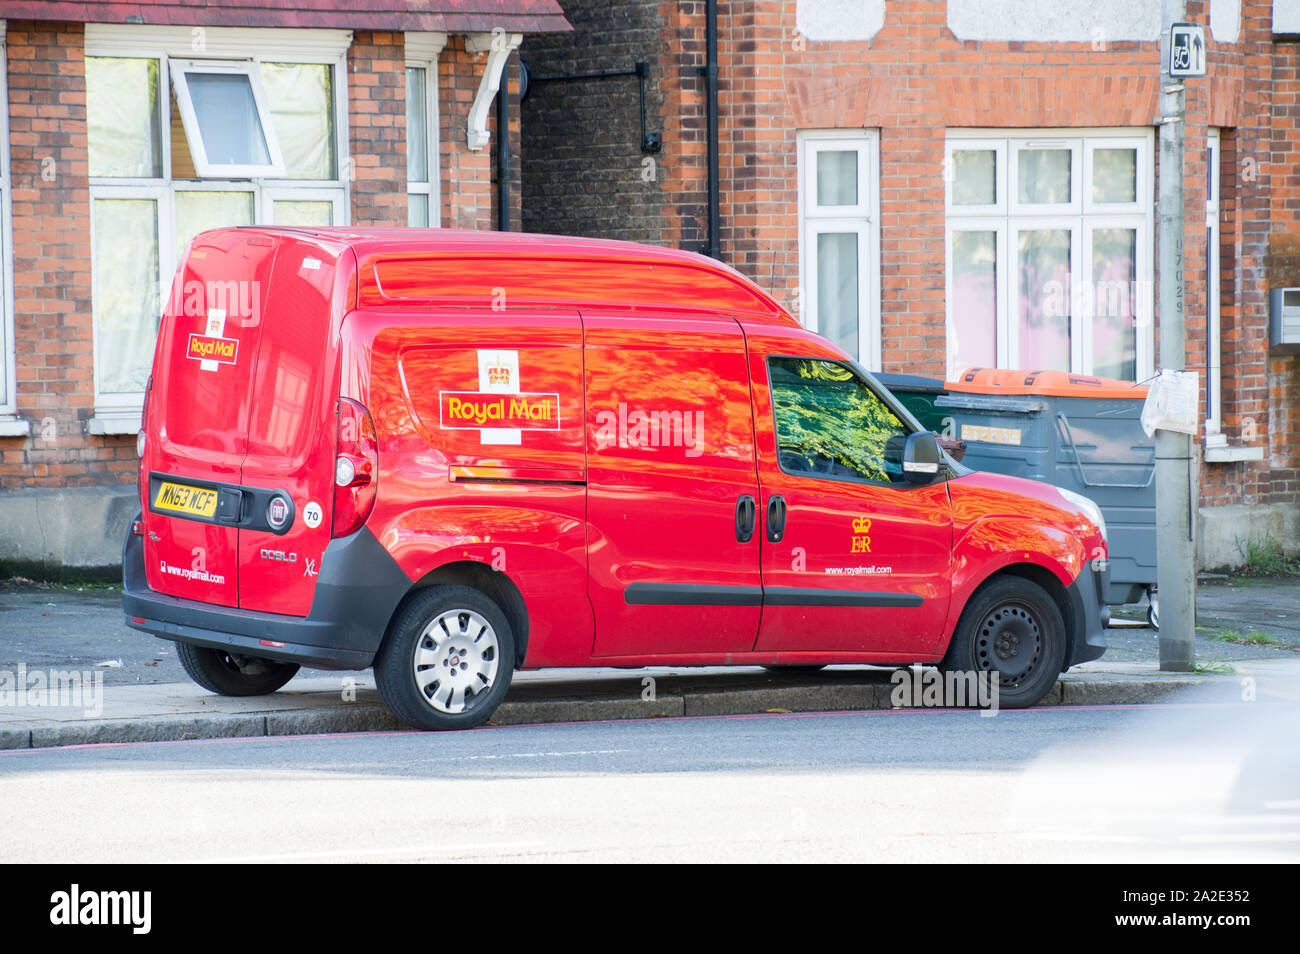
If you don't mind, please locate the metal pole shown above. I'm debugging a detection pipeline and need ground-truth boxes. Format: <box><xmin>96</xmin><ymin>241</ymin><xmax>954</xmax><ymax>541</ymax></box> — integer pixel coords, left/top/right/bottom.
<box><xmin>1156</xmin><ymin>0</ymin><xmax>1196</xmax><ymax>671</ymax></box>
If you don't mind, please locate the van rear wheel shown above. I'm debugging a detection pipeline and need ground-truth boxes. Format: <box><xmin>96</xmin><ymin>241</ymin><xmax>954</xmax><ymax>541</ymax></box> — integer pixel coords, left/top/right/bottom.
<box><xmin>375</xmin><ymin>585</ymin><xmax>516</xmax><ymax>731</ymax></box>
<box><xmin>175</xmin><ymin>642</ymin><xmax>300</xmax><ymax>696</ymax></box>
<box><xmin>940</xmin><ymin>577</ymin><xmax>1066</xmax><ymax>709</ymax></box>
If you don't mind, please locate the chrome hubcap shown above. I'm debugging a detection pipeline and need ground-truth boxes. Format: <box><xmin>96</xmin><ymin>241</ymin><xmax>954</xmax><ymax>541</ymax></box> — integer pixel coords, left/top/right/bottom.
<box><xmin>412</xmin><ymin>609</ymin><xmax>499</xmax><ymax>714</ymax></box>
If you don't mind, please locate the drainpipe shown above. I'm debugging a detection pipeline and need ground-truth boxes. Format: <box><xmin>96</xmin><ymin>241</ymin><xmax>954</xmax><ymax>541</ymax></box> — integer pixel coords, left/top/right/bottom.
<box><xmin>497</xmin><ymin>56</ymin><xmax>511</xmax><ymax>232</ymax></box>
<box><xmin>705</xmin><ymin>0</ymin><xmax>721</xmax><ymax>259</ymax></box>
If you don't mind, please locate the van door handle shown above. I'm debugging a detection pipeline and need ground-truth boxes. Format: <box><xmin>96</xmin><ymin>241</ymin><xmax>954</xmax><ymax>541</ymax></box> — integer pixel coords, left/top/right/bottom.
<box><xmin>735</xmin><ymin>495</ymin><xmax>756</xmax><ymax>543</ymax></box>
<box><xmin>766</xmin><ymin>495</ymin><xmax>787</xmax><ymax>543</ymax></box>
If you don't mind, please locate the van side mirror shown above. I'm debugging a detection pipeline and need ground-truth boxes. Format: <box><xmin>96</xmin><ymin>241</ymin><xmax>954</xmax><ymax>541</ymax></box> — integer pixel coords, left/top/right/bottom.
<box><xmin>902</xmin><ymin>432</ymin><xmax>943</xmax><ymax>485</ymax></box>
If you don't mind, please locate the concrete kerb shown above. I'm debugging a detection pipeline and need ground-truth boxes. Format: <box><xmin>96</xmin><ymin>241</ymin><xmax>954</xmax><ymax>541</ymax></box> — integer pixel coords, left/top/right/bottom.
<box><xmin>0</xmin><ymin>665</ymin><xmax>1242</xmax><ymax>751</ymax></box>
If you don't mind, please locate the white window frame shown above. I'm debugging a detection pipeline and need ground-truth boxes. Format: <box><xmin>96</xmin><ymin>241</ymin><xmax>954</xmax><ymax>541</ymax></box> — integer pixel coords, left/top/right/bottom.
<box><xmin>84</xmin><ymin>26</ymin><xmax>352</xmax><ymax>432</ymax></box>
<box><xmin>945</xmin><ymin>219</ymin><xmax>1008</xmax><ymax>370</ymax></box>
<box><xmin>170</xmin><ymin>59</ymin><xmax>287</xmax><ymax>179</ymax></box>
<box><xmin>797</xmin><ymin>129</ymin><xmax>882</xmax><ymax>371</ymax></box>
<box><xmin>0</xmin><ymin>22</ymin><xmax>21</xmax><ymax>433</ymax></box>
<box><xmin>1009</xmin><ymin>137</ymin><xmax>1082</xmax><ymax>217</ymax></box>
<box><xmin>945</xmin><ymin>128</ymin><xmax>1154</xmax><ymax>382</ymax></box>
<box><xmin>88</xmin><ymin>183</ymin><xmax>171</xmax><ymax>417</ymax></box>
<box><xmin>406</xmin><ymin>33</ymin><xmax>446</xmax><ymax>228</ymax></box>
<box><xmin>261</xmin><ymin>186</ymin><xmax>346</xmax><ymax>226</ymax></box>
<box><xmin>945</xmin><ymin>138</ymin><xmax>1007</xmax><ymax>216</ymax></box>
<box><xmin>1009</xmin><ymin>219</ymin><xmax>1082</xmax><ymax>372</ymax></box>
<box><xmin>1205</xmin><ymin>128</ymin><xmax>1222</xmax><ymax>435</ymax></box>
<box><xmin>1079</xmin><ymin>215</ymin><xmax>1147</xmax><ymax>376</ymax></box>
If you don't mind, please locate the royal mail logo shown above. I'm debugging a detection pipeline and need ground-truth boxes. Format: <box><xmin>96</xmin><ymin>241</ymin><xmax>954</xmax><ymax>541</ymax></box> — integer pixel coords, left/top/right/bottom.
<box><xmin>187</xmin><ymin>333</ymin><xmax>238</xmax><ymax>365</ymax></box>
<box><xmin>440</xmin><ymin>391</ymin><xmax>561</xmax><ymax>430</ymax></box>
<box><xmin>851</xmin><ymin>515</ymin><xmax>872</xmax><ymax>554</ymax></box>
<box><xmin>486</xmin><ymin>361</ymin><xmax>513</xmax><ymax>386</ymax></box>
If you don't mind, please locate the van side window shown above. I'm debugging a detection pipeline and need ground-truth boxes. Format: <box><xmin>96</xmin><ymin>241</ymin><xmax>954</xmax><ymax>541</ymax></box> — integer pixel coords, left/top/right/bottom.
<box><xmin>769</xmin><ymin>357</ymin><xmax>910</xmax><ymax>483</ymax></box>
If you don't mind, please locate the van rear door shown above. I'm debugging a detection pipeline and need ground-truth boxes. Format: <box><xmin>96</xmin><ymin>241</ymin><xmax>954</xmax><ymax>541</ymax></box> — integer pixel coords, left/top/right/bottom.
<box><xmin>142</xmin><ymin>230</ymin><xmax>279</xmax><ymax>608</ymax></box>
<box><xmin>236</xmin><ymin>234</ymin><xmax>349</xmax><ymax>616</ymax></box>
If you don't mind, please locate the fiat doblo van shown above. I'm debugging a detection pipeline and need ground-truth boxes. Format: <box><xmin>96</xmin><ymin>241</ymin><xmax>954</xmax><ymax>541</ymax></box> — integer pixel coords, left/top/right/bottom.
<box><xmin>123</xmin><ymin>227</ymin><xmax>1110</xmax><ymax>729</ymax></box>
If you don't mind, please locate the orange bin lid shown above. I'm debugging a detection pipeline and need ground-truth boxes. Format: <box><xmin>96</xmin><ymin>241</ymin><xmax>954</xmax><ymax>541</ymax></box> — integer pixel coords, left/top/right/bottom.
<box><xmin>947</xmin><ymin>368</ymin><xmax>1149</xmax><ymax>399</ymax></box>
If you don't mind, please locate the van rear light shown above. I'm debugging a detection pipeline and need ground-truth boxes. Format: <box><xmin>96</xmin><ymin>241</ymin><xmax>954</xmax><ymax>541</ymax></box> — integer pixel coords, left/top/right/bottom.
<box><xmin>333</xmin><ymin>397</ymin><xmax>377</xmax><ymax>538</ymax></box>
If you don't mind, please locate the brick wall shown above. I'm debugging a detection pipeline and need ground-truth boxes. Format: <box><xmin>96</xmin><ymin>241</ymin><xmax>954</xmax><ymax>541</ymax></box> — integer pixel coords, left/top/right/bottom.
<box><xmin>0</xmin><ymin>21</ymin><xmax>135</xmax><ymax>490</ymax></box>
<box><xmin>519</xmin><ymin>0</ymin><xmax>1296</xmax><ymax>511</ymax></box>
<box><xmin>349</xmin><ymin>30</ymin><xmax>407</xmax><ymax>226</ymax></box>
<box><xmin>520</xmin><ymin>0</ymin><xmax>669</xmax><ymax>244</ymax></box>
<box><xmin>441</xmin><ymin>35</ymin><xmax>496</xmax><ymax>230</ymax></box>
<box><xmin>1264</xmin><ymin>34</ymin><xmax>1300</xmax><ymax>501</ymax></box>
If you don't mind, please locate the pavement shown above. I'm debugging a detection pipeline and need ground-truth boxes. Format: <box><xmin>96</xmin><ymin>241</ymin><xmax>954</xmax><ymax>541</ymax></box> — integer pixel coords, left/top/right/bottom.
<box><xmin>1</xmin><ymin>575</ymin><xmax>1298</xmax><ymax>750</ymax></box>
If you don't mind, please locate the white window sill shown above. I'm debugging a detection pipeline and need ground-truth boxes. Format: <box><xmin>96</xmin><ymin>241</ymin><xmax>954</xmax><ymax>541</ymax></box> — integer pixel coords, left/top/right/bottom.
<box><xmin>87</xmin><ymin>413</ymin><xmax>141</xmax><ymax>436</ymax></box>
<box><xmin>0</xmin><ymin>417</ymin><xmax>30</xmax><ymax>437</ymax></box>
<box><xmin>1204</xmin><ymin>444</ymin><xmax>1265</xmax><ymax>463</ymax></box>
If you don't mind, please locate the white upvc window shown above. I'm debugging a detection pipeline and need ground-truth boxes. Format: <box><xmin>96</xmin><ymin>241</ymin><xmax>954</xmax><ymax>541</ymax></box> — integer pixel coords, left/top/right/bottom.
<box><xmin>1205</xmin><ymin>128</ymin><xmax>1222</xmax><ymax>436</ymax></box>
<box><xmin>405</xmin><ymin>33</ymin><xmax>446</xmax><ymax>228</ymax></box>
<box><xmin>945</xmin><ymin>130</ymin><xmax>1154</xmax><ymax>382</ymax></box>
<box><xmin>84</xmin><ymin>26</ymin><xmax>352</xmax><ymax>433</ymax></box>
<box><xmin>797</xmin><ymin>130</ymin><xmax>881</xmax><ymax>370</ymax></box>
<box><xmin>0</xmin><ymin>24</ymin><xmax>21</xmax><ymax>434</ymax></box>
<box><xmin>170</xmin><ymin>60</ymin><xmax>286</xmax><ymax>178</ymax></box>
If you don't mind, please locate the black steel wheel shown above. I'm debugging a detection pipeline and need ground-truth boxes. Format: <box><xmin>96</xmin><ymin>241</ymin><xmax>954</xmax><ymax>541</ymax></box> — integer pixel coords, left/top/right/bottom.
<box><xmin>941</xmin><ymin>576</ymin><xmax>1066</xmax><ymax>708</ymax></box>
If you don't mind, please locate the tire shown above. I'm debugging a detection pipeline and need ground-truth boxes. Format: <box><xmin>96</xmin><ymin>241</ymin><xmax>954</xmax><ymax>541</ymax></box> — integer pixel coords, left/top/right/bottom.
<box><xmin>175</xmin><ymin>641</ymin><xmax>300</xmax><ymax>696</ymax></box>
<box><xmin>374</xmin><ymin>585</ymin><xmax>516</xmax><ymax>731</ymax></box>
<box><xmin>1147</xmin><ymin>589</ymin><xmax>1159</xmax><ymax>630</ymax></box>
<box><xmin>760</xmin><ymin>664</ymin><xmax>827</xmax><ymax>673</ymax></box>
<box><xmin>940</xmin><ymin>576</ymin><xmax>1067</xmax><ymax>709</ymax></box>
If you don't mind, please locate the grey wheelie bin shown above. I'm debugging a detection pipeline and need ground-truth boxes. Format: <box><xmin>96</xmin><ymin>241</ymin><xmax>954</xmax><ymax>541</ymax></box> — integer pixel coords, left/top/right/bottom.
<box><xmin>935</xmin><ymin>369</ymin><xmax>1155</xmax><ymax>615</ymax></box>
<box><xmin>873</xmin><ymin>372</ymin><xmax>968</xmax><ymax>462</ymax></box>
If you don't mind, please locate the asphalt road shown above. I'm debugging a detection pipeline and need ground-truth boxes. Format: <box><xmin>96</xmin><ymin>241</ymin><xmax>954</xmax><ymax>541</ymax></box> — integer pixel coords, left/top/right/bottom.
<box><xmin>2</xmin><ymin>684</ymin><xmax>1295</xmax><ymax>863</ymax></box>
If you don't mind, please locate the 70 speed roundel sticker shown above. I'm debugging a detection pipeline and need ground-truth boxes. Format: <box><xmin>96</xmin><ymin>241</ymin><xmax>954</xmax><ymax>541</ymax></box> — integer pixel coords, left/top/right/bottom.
<box><xmin>302</xmin><ymin>500</ymin><xmax>324</xmax><ymax>529</ymax></box>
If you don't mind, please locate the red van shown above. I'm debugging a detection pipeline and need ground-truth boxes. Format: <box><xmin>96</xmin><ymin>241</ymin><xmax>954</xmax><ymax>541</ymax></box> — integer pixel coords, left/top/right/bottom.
<box><xmin>123</xmin><ymin>227</ymin><xmax>1110</xmax><ymax>729</ymax></box>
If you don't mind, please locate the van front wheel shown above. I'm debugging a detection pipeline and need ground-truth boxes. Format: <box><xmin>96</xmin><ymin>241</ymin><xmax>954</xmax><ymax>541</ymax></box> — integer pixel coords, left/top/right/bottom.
<box><xmin>175</xmin><ymin>642</ymin><xmax>300</xmax><ymax>696</ymax></box>
<box><xmin>375</xmin><ymin>585</ymin><xmax>516</xmax><ymax>731</ymax></box>
<box><xmin>941</xmin><ymin>577</ymin><xmax>1066</xmax><ymax>709</ymax></box>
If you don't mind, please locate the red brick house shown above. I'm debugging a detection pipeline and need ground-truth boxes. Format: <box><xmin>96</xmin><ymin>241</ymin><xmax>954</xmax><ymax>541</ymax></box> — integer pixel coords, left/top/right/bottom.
<box><xmin>0</xmin><ymin>1</ymin><xmax>566</xmax><ymax>574</ymax></box>
<box><xmin>519</xmin><ymin>0</ymin><xmax>1300</xmax><ymax>568</ymax></box>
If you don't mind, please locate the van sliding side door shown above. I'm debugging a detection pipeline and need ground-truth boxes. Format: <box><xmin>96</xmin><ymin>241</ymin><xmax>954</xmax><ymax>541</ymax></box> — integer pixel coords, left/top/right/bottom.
<box><xmin>584</xmin><ymin>311</ymin><xmax>762</xmax><ymax>657</ymax></box>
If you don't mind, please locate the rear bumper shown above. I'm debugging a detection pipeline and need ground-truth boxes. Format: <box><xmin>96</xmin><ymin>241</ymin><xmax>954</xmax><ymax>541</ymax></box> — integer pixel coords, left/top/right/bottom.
<box><xmin>121</xmin><ymin>519</ymin><xmax>412</xmax><ymax>671</ymax></box>
<box><xmin>1064</xmin><ymin>559</ymin><xmax>1110</xmax><ymax>668</ymax></box>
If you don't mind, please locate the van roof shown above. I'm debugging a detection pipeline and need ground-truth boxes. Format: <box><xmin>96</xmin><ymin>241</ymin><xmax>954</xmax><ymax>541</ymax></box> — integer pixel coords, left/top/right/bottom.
<box><xmin>218</xmin><ymin>226</ymin><xmax>800</xmax><ymax>325</ymax></box>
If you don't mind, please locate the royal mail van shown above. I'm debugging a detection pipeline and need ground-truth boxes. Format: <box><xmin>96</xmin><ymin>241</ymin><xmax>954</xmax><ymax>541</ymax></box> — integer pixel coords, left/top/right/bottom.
<box><xmin>123</xmin><ymin>227</ymin><xmax>1110</xmax><ymax>729</ymax></box>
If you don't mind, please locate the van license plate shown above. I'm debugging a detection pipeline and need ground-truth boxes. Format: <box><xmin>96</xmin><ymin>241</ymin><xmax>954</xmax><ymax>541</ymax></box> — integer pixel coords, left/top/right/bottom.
<box><xmin>154</xmin><ymin>481</ymin><xmax>219</xmax><ymax>518</ymax></box>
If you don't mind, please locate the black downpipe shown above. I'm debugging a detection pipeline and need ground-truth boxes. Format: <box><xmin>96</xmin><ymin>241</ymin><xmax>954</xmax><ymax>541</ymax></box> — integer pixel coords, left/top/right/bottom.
<box><xmin>497</xmin><ymin>56</ymin><xmax>511</xmax><ymax>232</ymax></box>
<box><xmin>705</xmin><ymin>0</ymin><xmax>721</xmax><ymax>259</ymax></box>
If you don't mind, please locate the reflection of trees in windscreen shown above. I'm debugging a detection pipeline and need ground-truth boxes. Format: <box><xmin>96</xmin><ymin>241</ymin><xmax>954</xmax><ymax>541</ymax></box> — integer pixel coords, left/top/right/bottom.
<box><xmin>771</xmin><ymin>359</ymin><xmax>907</xmax><ymax>482</ymax></box>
